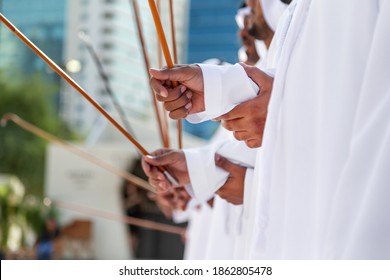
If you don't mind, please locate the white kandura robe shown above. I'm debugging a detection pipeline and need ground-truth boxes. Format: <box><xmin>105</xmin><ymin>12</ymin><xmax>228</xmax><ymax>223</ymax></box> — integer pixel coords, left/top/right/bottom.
<box><xmin>187</xmin><ymin>0</ymin><xmax>390</xmax><ymax>259</ymax></box>
<box><xmin>181</xmin><ymin>42</ymin><xmax>270</xmax><ymax>259</ymax></box>
<box><xmin>182</xmin><ymin>203</ymin><xmax>213</xmax><ymax>260</ymax></box>
<box><xmin>203</xmin><ymin>196</ymin><xmax>236</xmax><ymax>260</ymax></box>
<box><xmin>183</xmin><ymin>127</ymin><xmax>257</xmax><ymax>259</ymax></box>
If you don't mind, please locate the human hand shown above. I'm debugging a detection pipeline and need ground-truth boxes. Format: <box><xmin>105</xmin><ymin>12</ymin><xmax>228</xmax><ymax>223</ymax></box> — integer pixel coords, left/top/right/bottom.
<box><xmin>214</xmin><ymin>154</ymin><xmax>246</xmax><ymax>205</ymax></box>
<box><xmin>142</xmin><ymin>149</ymin><xmax>190</xmax><ymax>191</ymax></box>
<box><xmin>149</xmin><ymin>186</ymin><xmax>191</xmax><ymax>218</ymax></box>
<box><xmin>148</xmin><ymin>191</ymin><xmax>175</xmax><ymax>218</ymax></box>
<box><xmin>149</xmin><ymin>64</ymin><xmax>205</xmax><ymax>119</ymax></box>
<box><xmin>214</xmin><ymin>63</ymin><xmax>273</xmax><ymax>148</ymax></box>
<box><xmin>173</xmin><ymin>186</ymin><xmax>191</xmax><ymax>211</ymax></box>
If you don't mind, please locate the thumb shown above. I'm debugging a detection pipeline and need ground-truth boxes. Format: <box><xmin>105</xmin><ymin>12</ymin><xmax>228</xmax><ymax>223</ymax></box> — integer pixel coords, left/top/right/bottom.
<box><xmin>239</xmin><ymin>62</ymin><xmax>272</xmax><ymax>92</ymax></box>
<box><xmin>215</xmin><ymin>153</ymin><xmax>238</xmax><ymax>174</ymax></box>
<box><xmin>239</xmin><ymin>63</ymin><xmax>263</xmax><ymax>81</ymax></box>
<box><xmin>144</xmin><ymin>151</ymin><xmax>179</xmax><ymax>167</ymax></box>
<box><xmin>150</xmin><ymin>67</ymin><xmax>185</xmax><ymax>82</ymax></box>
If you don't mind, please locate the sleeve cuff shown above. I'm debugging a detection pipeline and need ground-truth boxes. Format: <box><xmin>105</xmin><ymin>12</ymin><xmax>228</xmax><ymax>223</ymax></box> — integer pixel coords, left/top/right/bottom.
<box><xmin>186</xmin><ymin>63</ymin><xmax>258</xmax><ymax>123</ymax></box>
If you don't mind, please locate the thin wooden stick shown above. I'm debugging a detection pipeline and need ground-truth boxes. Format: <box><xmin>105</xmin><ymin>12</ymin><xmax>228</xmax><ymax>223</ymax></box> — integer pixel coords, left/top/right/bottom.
<box><xmin>0</xmin><ymin>13</ymin><xmax>179</xmax><ymax>186</ymax></box>
<box><xmin>1</xmin><ymin>113</ymin><xmax>156</xmax><ymax>193</ymax></box>
<box><xmin>161</xmin><ymin>105</ymin><xmax>170</xmax><ymax>148</ymax></box>
<box><xmin>148</xmin><ymin>0</ymin><xmax>176</xmax><ymax>78</ymax></box>
<box><xmin>156</xmin><ymin>0</ymin><xmax>171</xmax><ymax>149</ymax></box>
<box><xmin>55</xmin><ymin>200</ymin><xmax>185</xmax><ymax>236</ymax></box>
<box><xmin>169</xmin><ymin>0</ymin><xmax>178</xmax><ymax>64</ymax></box>
<box><xmin>130</xmin><ymin>0</ymin><xmax>168</xmax><ymax>148</ymax></box>
<box><xmin>168</xmin><ymin>0</ymin><xmax>182</xmax><ymax>149</ymax></box>
<box><xmin>148</xmin><ymin>0</ymin><xmax>183</xmax><ymax>149</ymax></box>
<box><xmin>156</xmin><ymin>0</ymin><xmax>164</xmax><ymax>68</ymax></box>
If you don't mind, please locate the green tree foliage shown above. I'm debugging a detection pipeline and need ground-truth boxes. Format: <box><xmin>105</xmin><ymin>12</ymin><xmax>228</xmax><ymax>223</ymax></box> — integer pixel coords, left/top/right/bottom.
<box><xmin>0</xmin><ymin>72</ymin><xmax>74</xmax><ymax>197</ymax></box>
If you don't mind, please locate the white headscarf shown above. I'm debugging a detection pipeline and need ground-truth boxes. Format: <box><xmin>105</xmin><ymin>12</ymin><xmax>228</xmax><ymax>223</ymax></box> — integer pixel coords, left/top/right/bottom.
<box><xmin>260</xmin><ymin>0</ymin><xmax>289</xmax><ymax>32</ymax></box>
<box><xmin>235</xmin><ymin>6</ymin><xmax>251</xmax><ymax>30</ymax></box>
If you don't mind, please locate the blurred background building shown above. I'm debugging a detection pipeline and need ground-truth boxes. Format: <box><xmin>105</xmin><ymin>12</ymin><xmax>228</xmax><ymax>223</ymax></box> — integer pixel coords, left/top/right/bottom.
<box><xmin>0</xmin><ymin>0</ymin><xmax>66</xmax><ymax>111</ymax></box>
<box><xmin>184</xmin><ymin>0</ymin><xmax>240</xmax><ymax>139</ymax></box>
<box><xmin>61</xmin><ymin>0</ymin><xmax>190</xmax><ymax>134</ymax></box>
<box><xmin>187</xmin><ymin>0</ymin><xmax>240</xmax><ymax>63</ymax></box>
<box><xmin>0</xmin><ymin>0</ymin><xmax>243</xmax><ymax>259</ymax></box>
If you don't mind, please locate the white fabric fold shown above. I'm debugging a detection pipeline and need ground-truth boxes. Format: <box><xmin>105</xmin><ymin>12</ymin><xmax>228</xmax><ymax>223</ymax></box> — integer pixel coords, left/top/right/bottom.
<box><xmin>249</xmin><ymin>0</ymin><xmax>390</xmax><ymax>259</ymax></box>
<box><xmin>183</xmin><ymin>0</ymin><xmax>390</xmax><ymax>260</ymax></box>
<box><xmin>187</xmin><ymin>63</ymin><xmax>258</xmax><ymax>123</ymax></box>
<box><xmin>260</xmin><ymin>0</ymin><xmax>289</xmax><ymax>32</ymax></box>
<box><xmin>184</xmin><ymin>130</ymin><xmax>257</xmax><ymax>203</ymax></box>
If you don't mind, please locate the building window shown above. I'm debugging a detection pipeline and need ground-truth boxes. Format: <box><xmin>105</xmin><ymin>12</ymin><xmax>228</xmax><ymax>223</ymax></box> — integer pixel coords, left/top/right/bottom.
<box><xmin>80</xmin><ymin>12</ymin><xmax>89</xmax><ymax>21</ymax></box>
<box><xmin>102</xmin><ymin>58</ymin><xmax>112</xmax><ymax>65</ymax></box>
<box><xmin>101</xmin><ymin>42</ymin><xmax>113</xmax><ymax>50</ymax></box>
<box><xmin>101</xmin><ymin>27</ymin><xmax>113</xmax><ymax>34</ymax></box>
<box><xmin>103</xmin><ymin>12</ymin><xmax>114</xmax><ymax>20</ymax></box>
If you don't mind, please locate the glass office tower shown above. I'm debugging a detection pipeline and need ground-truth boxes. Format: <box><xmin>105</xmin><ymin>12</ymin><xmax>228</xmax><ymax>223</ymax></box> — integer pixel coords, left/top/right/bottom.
<box><xmin>187</xmin><ymin>0</ymin><xmax>240</xmax><ymax>64</ymax></box>
<box><xmin>61</xmin><ymin>0</ymin><xmax>190</xmax><ymax>133</ymax></box>
<box><xmin>184</xmin><ymin>0</ymin><xmax>241</xmax><ymax>140</ymax></box>
<box><xmin>0</xmin><ymin>0</ymin><xmax>67</xmax><ymax>110</ymax></box>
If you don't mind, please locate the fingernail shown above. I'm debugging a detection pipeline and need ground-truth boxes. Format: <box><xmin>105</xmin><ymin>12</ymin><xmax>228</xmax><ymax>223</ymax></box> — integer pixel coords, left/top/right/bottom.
<box><xmin>157</xmin><ymin>174</ymin><xmax>164</xmax><ymax>180</ymax></box>
<box><xmin>185</xmin><ymin>102</ymin><xmax>192</xmax><ymax>110</ymax></box>
<box><xmin>181</xmin><ymin>86</ymin><xmax>186</xmax><ymax>93</ymax></box>
<box><xmin>215</xmin><ymin>154</ymin><xmax>221</xmax><ymax>162</ymax></box>
<box><xmin>186</xmin><ymin>91</ymin><xmax>192</xmax><ymax>99</ymax></box>
<box><xmin>160</xmin><ymin>90</ymin><xmax>168</xmax><ymax>98</ymax></box>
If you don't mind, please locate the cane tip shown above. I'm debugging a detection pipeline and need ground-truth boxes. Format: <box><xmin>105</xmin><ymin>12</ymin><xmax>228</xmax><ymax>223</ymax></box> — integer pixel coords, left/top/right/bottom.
<box><xmin>1</xmin><ymin>118</ymin><xmax>7</xmax><ymax>127</ymax></box>
<box><xmin>0</xmin><ymin>113</ymin><xmax>16</xmax><ymax>127</ymax></box>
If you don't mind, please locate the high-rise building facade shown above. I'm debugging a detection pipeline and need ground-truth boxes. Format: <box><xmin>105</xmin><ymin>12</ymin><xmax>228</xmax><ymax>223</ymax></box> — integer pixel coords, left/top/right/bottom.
<box><xmin>184</xmin><ymin>0</ymin><xmax>241</xmax><ymax>140</ymax></box>
<box><xmin>187</xmin><ymin>0</ymin><xmax>240</xmax><ymax>64</ymax></box>
<box><xmin>61</xmin><ymin>0</ymin><xmax>190</xmax><ymax>133</ymax></box>
<box><xmin>0</xmin><ymin>0</ymin><xmax>66</xmax><ymax>110</ymax></box>
<box><xmin>1</xmin><ymin>0</ymin><xmax>240</xmax><ymax>139</ymax></box>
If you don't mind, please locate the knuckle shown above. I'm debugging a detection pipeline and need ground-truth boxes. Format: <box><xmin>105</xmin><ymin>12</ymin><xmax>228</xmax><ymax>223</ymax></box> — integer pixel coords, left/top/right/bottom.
<box><xmin>233</xmin><ymin>131</ymin><xmax>243</xmax><ymax>141</ymax></box>
<box><xmin>246</xmin><ymin>138</ymin><xmax>261</xmax><ymax>148</ymax></box>
<box><xmin>222</xmin><ymin>121</ymin><xmax>232</xmax><ymax>131</ymax></box>
<box><xmin>250</xmin><ymin>118</ymin><xmax>260</xmax><ymax>129</ymax></box>
<box><xmin>169</xmin><ymin>108</ymin><xmax>186</xmax><ymax>120</ymax></box>
<box><xmin>156</xmin><ymin>94</ymin><xmax>165</xmax><ymax>102</ymax></box>
<box><xmin>164</xmin><ymin>101</ymin><xmax>174</xmax><ymax>112</ymax></box>
<box><xmin>249</xmin><ymin>105</ymin><xmax>259</xmax><ymax>115</ymax></box>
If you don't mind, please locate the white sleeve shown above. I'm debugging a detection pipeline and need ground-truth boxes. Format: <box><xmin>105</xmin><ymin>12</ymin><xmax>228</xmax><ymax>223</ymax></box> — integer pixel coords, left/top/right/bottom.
<box><xmin>183</xmin><ymin>143</ymin><xmax>227</xmax><ymax>202</ymax></box>
<box><xmin>183</xmin><ymin>139</ymin><xmax>258</xmax><ymax>203</ymax></box>
<box><xmin>186</xmin><ymin>63</ymin><xmax>259</xmax><ymax>123</ymax></box>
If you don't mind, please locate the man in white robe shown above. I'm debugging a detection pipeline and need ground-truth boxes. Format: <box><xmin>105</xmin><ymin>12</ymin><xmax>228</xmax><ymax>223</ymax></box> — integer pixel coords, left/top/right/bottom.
<box><xmin>148</xmin><ymin>0</ymin><xmax>390</xmax><ymax>259</ymax></box>
<box><xmin>143</xmin><ymin>0</ymin><xmax>288</xmax><ymax>259</ymax></box>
